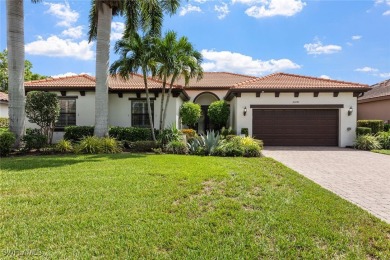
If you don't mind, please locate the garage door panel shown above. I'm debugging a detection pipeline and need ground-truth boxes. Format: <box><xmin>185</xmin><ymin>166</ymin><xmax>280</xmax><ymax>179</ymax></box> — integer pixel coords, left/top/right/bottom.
<box><xmin>252</xmin><ymin>109</ymin><xmax>338</xmax><ymax>146</ymax></box>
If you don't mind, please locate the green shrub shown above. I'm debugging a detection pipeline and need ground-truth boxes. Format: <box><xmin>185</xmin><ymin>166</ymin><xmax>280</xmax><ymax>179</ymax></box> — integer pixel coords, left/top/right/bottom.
<box><xmin>376</xmin><ymin>131</ymin><xmax>390</xmax><ymax>149</ymax></box>
<box><xmin>165</xmin><ymin>140</ymin><xmax>188</xmax><ymax>154</ymax></box>
<box><xmin>0</xmin><ymin>130</ymin><xmax>15</xmax><ymax>156</ymax></box>
<box><xmin>179</xmin><ymin>102</ymin><xmax>201</xmax><ymax>128</ymax></box>
<box><xmin>22</xmin><ymin>132</ymin><xmax>47</xmax><ymax>151</ymax></box>
<box><xmin>101</xmin><ymin>137</ymin><xmax>122</xmax><ymax>154</ymax></box>
<box><xmin>0</xmin><ymin>117</ymin><xmax>9</xmax><ymax>128</ymax></box>
<box><xmin>109</xmin><ymin>126</ymin><xmax>153</xmax><ymax>142</ymax></box>
<box><xmin>157</xmin><ymin>124</ymin><xmax>182</xmax><ymax>145</ymax></box>
<box><xmin>74</xmin><ymin>136</ymin><xmax>102</xmax><ymax>154</ymax></box>
<box><xmin>55</xmin><ymin>139</ymin><xmax>73</xmax><ymax>153</ymax></box>
<box><xmin>127</xmin><ymin>141</ymin><xmax>159</xmax><ymax>153</ymax></box>
<box><xmin>64</xmin><ymin>126</ymin><xmax>94</xmax><ymax>142</ymax></box>
<box><xmin>356</xmin><ymin>127</ymin><xmax>372</xmax><ymax>136</ymax></box>
<box><xmin>240</xmin><ymin>137</ymin><xmax>263</xmax><ymax>157</ymax></box>
<box><xmin>202</xmin><ymin>130</ymin><xmax>220</xmax><ymax>155</ymax></box>
<box><xmin>240</xmin><ymin>128</ymin><xmax>249</xmax><ymax>137</ymax></box>
<box><xmin>354</xmin><ymin>135</ymin><xmax>381</xmax><ymax>151</ymax></box>
<box><xmin>213</xmin><ymin>138</ymin><xmax>244</xmax><ymax>157</ymax></box>
<box><xmin>384</xmin><ymin>123</ymin><xmax>390</xmax><ymax>132</ymax></box>
<box><xmin>221</xmin><ymin>127</ymin><xmax>236</xmax><ymax>137</ymax></box>
<box><xmin>187</xmin><ymin>137</ymin><xmax>206</xmax><ymax>156</ymax></box>
<box><xmin>357</xmin><ymin>120</ymin><xmax>384</xmax><ymax>134</ymax></box>
<box><xmin>208</xmin><ymin>100</ymin><xmax>230</xmax><ymax>129</ymax></box>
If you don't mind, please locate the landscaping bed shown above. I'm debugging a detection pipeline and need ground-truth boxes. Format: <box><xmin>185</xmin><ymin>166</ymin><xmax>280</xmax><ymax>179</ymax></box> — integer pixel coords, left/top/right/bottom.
<box><xmin>1</xmin><ymin>154</ymin><xmax>389</xmax><ymax>258</ymax></box>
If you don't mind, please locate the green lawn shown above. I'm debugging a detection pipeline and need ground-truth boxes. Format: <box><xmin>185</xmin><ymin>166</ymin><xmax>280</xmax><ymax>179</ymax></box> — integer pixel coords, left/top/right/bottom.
<box><xmin>1</xmin><ymin>154</ymin><xmax>389</xmax><ymax>259</ymax></box>
<box><xmin>372</xmin><ymin>149</ymin><xmax>390</xmax><ymax>155</ymax></box>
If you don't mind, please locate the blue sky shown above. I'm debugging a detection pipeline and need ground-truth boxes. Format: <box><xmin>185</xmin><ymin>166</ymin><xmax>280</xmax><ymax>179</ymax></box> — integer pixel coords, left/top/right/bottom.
<box><xmin>0</xmin><ymin>0</ymin><xmax>389</xmax><ymax>85</ymax></box>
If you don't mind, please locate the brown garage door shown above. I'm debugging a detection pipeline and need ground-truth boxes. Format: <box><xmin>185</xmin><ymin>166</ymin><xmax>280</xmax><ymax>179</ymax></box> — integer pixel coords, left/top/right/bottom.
<box><xmin>252</xmin><ymin>109</ymin><xmax>338</xmax><ymax>146</ymax></box>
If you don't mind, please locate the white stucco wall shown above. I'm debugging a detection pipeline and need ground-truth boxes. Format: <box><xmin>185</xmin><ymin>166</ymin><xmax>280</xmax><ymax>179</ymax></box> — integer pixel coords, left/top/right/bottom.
<box><xmin>232</xmin><ymin>92</ymin><xmax>358</xmax><ymax>147</ymax></box>
<box><xmin>0</xmin><ymin>102</ymin><xmax>8</xmax><ymax>118</ymax></box>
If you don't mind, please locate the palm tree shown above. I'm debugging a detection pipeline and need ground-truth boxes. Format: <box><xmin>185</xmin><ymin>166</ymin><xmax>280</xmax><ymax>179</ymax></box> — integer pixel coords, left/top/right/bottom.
<box><xmin>88</xmin><ymin>0</ymin><xmax>180</xmax><ymax>137</ymax></box>
<box><xmin>6</xmin><ymin>0</ymin><xmax>42</xmax><ymax>147</ymax></box>
<box><xmin>154</xmin><ymin>31</ymin><xmax>203</xmax><ymax>130</ymax></box>
<box><xmin>109</xmin><ymin>33</ymin><xmax>157</xmax><ymax>141</ymax></box>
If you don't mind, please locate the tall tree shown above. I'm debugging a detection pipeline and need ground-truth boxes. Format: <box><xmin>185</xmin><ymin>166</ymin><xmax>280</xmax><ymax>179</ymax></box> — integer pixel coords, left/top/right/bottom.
<box><xmin>88</xmin><ymin>0</ymin><xmax>180</xmax><ymax>137</ymax></box>
<box><xmin>110</xmin><ymin>33</ymin><xmax>157</xmax><ymax>141</ymax></box>
<box><xmin>154</xmin><ymin>31</ymin><xmax>203</xmax><ymax>130</ymax></box>
<box><xmin>6</xmin><ymin>0</ymin><xmax>42</xmax><ymax>147</ymax></box>
<box><xmin>0</xmin><ymin>49</ymin><xmax>46</xmax><ymax>92</ymax></box>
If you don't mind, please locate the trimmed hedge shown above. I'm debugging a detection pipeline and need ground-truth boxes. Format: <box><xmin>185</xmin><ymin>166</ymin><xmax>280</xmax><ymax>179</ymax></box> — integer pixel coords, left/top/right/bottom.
<box><xmin>0</xmin><ymin>130</ymin><xmax>15</xmax><ymax>156</ymax></box>
<box><xmin>126</xmin><ymin>141</ymin><xmax>159</xmax><ymax>152</ymax></box>
<box><xmin>0</xmin><ymin>117</ymin><xmax>9</xmax><ymax>128</ymax></box>
<box><xmin>64</xmin><ymin>126</ymin><xmax>94</xmax><ymax>142</ymax></box>
<box><xmin>357</xmin><ymin>120</ymin><xmax>384</xmax><ymax>134</ymax></box>
<box><xmin>109</xmin><ymin>127</ymin><xmax>153</xmax><ymax>142</ymax></box>
<box><xmin>384</xmin><ymin>123</ymin><xmax>390</xmax><ymax>132</ymax></box>
<box><xmin>356</xmin><ymin>127</ymin><xmax>372</xmax><ymax>136</ymax></box>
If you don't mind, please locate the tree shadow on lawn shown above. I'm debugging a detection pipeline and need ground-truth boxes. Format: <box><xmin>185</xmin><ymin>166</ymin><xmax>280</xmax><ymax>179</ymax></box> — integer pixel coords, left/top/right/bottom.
<box><xmin>0</xmin><ymin>153</ymin><xmax>147</xmax><ymax>172</ymax></box>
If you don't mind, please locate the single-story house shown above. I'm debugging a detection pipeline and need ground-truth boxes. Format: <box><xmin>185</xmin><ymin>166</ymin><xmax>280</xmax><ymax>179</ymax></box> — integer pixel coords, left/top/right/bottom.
<box><xmin>0</xmin><ymin>91</ymin><xmax>8</xmax><ymax>118</ymax></box>
<box><xmin>24</xmin><ymin>72</ymin><xmax>370</xmax><ymax>147</ymax></box>
<box><xmin>357</xmin><ymin>79</ymin><xmax>390</xmax><ymax>123</ymax></box>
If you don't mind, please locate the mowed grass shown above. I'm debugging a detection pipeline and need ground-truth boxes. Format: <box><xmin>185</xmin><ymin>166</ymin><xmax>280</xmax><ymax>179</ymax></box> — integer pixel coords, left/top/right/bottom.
<box><xmin>1</xmin><ymin>154</ymin><xmax>389</xmax><ymax>259</ymax></box>
<box><xmin>372</xmin><ymin>149</ymin><xmax>390</xmax><ymax>155</ymax></box>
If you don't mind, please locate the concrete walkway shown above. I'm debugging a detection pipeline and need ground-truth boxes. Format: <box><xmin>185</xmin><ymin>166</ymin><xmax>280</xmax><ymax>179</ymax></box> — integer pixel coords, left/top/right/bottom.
<box><xmin>262</xmin><ymin>147</ymin><xmax>390</xmax><ymax>223</ymax></box>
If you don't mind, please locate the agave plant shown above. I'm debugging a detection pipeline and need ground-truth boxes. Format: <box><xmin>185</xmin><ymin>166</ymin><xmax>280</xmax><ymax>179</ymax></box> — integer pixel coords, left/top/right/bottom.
<box><xmin>201</xmin><ymin>130</ymin><xmax>220</xmax><ymax>155</ymax></box>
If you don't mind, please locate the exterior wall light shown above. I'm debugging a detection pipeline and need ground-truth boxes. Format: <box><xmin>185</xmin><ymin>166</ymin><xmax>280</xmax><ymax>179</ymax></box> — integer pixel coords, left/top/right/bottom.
<box><xmin>348</xmin><ymin>106</ymin><xmax>353</xmax><ymax>116</ymax></box>
<box><xmin>243</xmin><ymin>106</ymin><xmax>247</xmax><ymax>116</ymax></box>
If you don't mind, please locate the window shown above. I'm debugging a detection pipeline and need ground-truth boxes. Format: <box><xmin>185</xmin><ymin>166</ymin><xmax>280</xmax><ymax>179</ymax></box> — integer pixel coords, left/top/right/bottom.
<box><xmin>132</xmin><ymin>100</ymin><xmax>153</xmax><ymax>128</ymax></box>
<box><xmin>56</xmin><ymin>98</ymin><xmax>76</xmax><ymax>129</ymax></box>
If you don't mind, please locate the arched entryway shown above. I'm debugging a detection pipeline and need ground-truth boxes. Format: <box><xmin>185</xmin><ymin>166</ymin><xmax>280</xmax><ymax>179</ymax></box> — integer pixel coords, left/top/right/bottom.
<box><xmin>193</xmin><ymin>92</ymin><xmax>219</xmax><ymax>134</ymax></box>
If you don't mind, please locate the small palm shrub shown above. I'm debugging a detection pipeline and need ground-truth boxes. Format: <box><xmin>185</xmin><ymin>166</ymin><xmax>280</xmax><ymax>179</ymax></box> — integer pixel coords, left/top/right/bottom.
<box><xmin>75</xmin><ymin>136</ymin><xmax>102</xmax><ymax>154</ymax></box>
<box><xmin>158</xmin><ymin>124</ymin><xmax>182</xmax><ymax>146</ymax></box>
<box><xmin>376</xmin><ymin>131</ymin><xmax>390</xmax><ymax>149</ymax></box>
<box><xmin>354</xmin><ymin>135</ymin><xmax>381</xmax><ymax>151</ymax></box>
<box><xmin>0</xmin><ymin>130</ymin><xmax>15</xmax><ymax>156</ymax></box>
<box><xmin>101</xmin><ymin>137</ymin><xmax>122</xmax><ymax>154</ymax></box>
<box><xmin>55</xmin><ymin>139</ymin><xmax>73</xmax><ymax>153</ymax></box>
<box><xmin>165</xmin><ymin>140</ymin><xmax>188</xmax><ymax>154</ymax></box>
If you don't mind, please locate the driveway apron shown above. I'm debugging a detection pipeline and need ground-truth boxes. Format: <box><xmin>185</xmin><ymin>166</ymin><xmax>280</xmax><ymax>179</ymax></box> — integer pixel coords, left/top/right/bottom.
<box><xmin>262</xmin><ymin>147</ymin><xmax>390</xmax><ymax>223</ymax></box>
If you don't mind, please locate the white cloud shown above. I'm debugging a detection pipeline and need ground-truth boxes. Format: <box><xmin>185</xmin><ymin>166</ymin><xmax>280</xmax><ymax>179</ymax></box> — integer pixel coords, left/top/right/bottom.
<box><xmin>111</xmin><ymin>22</ymin><xmax>125</xmax><ymax>41</ymax></box>
<box><xmin>232</xmin><ymin>0</ymin><xmax>266</xmax><ymax>5</ymax></box>
<box><xmin>245</xmin><ymin>0</ymin><xmax>306</xmax><ymax>18</ymax></box>
<box><xmin>62</xmin><ymin>26</ymin><xmax>83</xmax><ymax>39</ymax></box>
<box><xmin>215</xmin><ymin>3</ymin><xmax>230</xmax><ymax>19</ymax></box>
<box><xmin>374</xmin><ymin>0</ymin><xmax>390</xmax><ymax>15</ymax></box>
<box><xmin>201</xmin><ymin>49</ymin><xmax>300</xmax><ymax>76</ymax></box>
<box><xmin>44</xmin><ymin>2</ymin><xmax>79</xmax><ymax>27</ymax></box>
<box><xmin>352</xmin><ymin>35</ymin><xmax>362</xmax><ymax>40</ymax></box>
<box><xmin>319</xmin><ymin>75</ymin><xmax>331</xmax><ymax>79</ymax></box>
<box><xmin>25</xmin><ymin>36</ymin><xmax>94</xmax><ymax>60</ymax></box>
<box><xmin>304</xmin><ymin>40</ymin><xmax>342</xmax><ymax>55</ymax></box>
<box><xmin>179</xmin><ymin>4</ymin><xmax>202</xmax><ymax>16</ymax></box>
<box><xmin>379</xmin><ymin>72</ymin><xmax>390</xmax><ymax>77</ymax></box>
<box><xmin>193</xmin><ymin>0</ymin><xmax>208</xmax><ymax>3</ymax></box>
<box><xmin>51</xmin><ymin>72</ymin><xmax>92</xmax><ymax>78</ymax></box>
<box><xmin>355</xmin><ymin>67</ymin><xmax>379</xmax><ymax>73</ymax></box>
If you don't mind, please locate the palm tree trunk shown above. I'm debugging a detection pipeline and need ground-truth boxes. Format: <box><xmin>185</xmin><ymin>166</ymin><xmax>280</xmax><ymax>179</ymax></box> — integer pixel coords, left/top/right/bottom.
<box><xmin>162</xmin><ymin>76</ymin><xmax>176</xmax><ymax>130</ymax></box>
<box><xmin>159</xmin><ymin>74</ymin><xmax>167</xmax><ymax>131</ymax></box>
<box><xmin>94</xmin><ymin>3</ymin><xmax>111</xmax><ymax>137</ymax></box>
<box><xmin>7</xmin><ymin>0</ymin><xmax>25</xmax><ymax>148</ymax></box>
<box><xmin>143</xmin><ymin>70</ymin><xmax>156</xmax><ymax>141</ymax></box>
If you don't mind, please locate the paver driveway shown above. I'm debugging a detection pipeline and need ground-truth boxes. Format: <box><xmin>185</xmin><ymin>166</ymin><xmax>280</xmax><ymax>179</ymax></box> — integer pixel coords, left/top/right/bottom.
<box><xmin>262</xmin><ymin>147</ymin><xmax>390</xmax><ymax>223</ymax></box>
